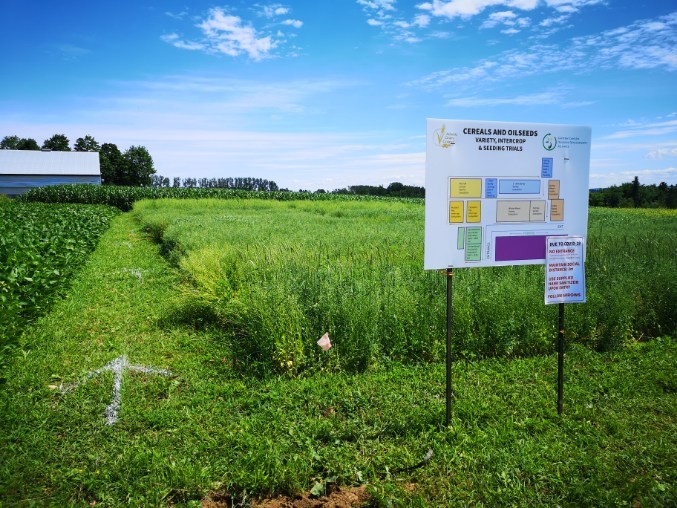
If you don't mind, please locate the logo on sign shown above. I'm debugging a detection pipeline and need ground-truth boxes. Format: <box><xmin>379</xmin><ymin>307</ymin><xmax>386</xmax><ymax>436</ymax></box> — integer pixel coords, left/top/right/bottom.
<box><xmin>543</xmin><ymin>133</ymin><xmax>557</xmax><ymax>151</ymax></box>
<box><xmin>434</xmin><ymin>124</ymin><xmax>456</xmax><ymax>148</ymax></box>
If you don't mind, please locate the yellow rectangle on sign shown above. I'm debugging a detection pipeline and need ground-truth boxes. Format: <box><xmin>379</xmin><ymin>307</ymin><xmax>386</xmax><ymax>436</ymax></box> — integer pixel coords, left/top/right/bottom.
<box><xmin>466</xmin><ymin>201</ymin><xmax>481</xmax><ymax>223</ymax></box>
<box><xmin>449</xmin><ymin>201</ymin><xmax>464</xmax><ymax>223</ymax></box>
<box><xmin>450</xmin><ymin>179</ymin><xmax>482</xmax><ymax>198</ymax></box>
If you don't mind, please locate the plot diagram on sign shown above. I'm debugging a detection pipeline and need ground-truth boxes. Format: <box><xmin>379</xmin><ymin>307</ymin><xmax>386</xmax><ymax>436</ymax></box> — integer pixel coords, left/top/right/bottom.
<box><xmin>425</xmin><ymin>119</ymin><xmax>591</xmax><ymax>269</ymax></box>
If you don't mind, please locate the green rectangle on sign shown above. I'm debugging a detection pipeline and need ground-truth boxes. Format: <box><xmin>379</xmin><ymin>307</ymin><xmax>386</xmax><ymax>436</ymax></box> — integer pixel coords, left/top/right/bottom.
<box><xmin>457</xmin><ymin>228</ymin><xmax>465</xmax><ymax>249</ymax></box>
<box><xmin>465</xmin><ymin>227</ymin><xmax>482</xmax><ymax>262</ymax></box>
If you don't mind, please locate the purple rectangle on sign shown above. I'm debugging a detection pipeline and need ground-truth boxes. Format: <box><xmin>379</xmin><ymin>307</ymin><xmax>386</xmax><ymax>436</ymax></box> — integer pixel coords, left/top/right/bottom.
<box><xmin>495</xmin><ymin>235</ymin><xmax>547</xmax><ymax>261</ymax></box>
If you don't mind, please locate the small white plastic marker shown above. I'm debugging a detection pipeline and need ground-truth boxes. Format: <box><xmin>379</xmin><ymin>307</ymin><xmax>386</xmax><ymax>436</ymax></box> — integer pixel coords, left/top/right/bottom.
<box><xmin>317</xmin><ymin>332</ymin><xmax>331</xmax><ymax>351</ymax></box>
<box><xmin>59</xmin><ymin>355</ymin><xmax>173</xmax><ymax>426</ymax></box>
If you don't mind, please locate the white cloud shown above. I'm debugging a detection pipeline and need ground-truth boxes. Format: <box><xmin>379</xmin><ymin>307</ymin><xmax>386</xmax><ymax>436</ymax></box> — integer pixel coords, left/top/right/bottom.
<box><xmin>606</xmin><ymin>120</ymin><xmax>677</xmax><ymax>140</ymax></box>
<box><xmin>163</xmin><ymin>6</ymin><xmax>303</xmax><ymax>61</ymax></box>
<box><xmin>445</xmin><ymin>89</ymin><xmax>569</xmax><ymax>107</ymax></box>
<box><xmin>417</xmin><ymin>0</ymin><xmax>539</xmax><ymax>20</ymax></box>
<box><xmin>160</xmin><ymin>33</ymin><xmax>206</xmax><ymax>51</ymax></box>
<box><xmin>282</xmin><ymin>19</ymin><xmax>303</xmax><ymax>28</ymax></box>
<box><xmin>646</xmin><ymin>146</ymin><xmax>677</xmax><ymax>159</ymax></box>
<box><xmin>413</xmin><ymin>14</ymin><xmax>431</xmax><ymax>27</ymax></box>
<box><xmin>358</xmin><ymin>0</ymin><xmax>432</xmax><ymax>43</ymax></box>
<box><xmin>165</xmin><ymin>11</ymin><xmax>189</xmax><ymax>20</ymax></box>
<box><xmin>357</xmin><ymin>0</ymin><xmax>396</xmax><ymax>13</ymax></box>
<box><xmin>545</xmin><ymin>0</ymin><xmax>605</xmax><ymax>14</ymax></box>
<box><xmin>412</xmin><ymin>0</ymin><xmax>606</xmax><ymax>38</ymax></box>
<box><xmin>197</xmin><ymin>10</ymin><xmax>274</xmax><ymax>60</ymax></box>
<box><xmin>411</xmin><ymin>12</ymin><xmax>677</xmax><ymax>90</ymax></box>
<box><xmin>260</xmin><ymin>4</ymin><xmax>290</xmax><ymax>18</ymax></box>
<box><xmin>481</xmin><ymin>10</ymin><xmax>531</xmax><ymax>31</ymax></box>
<box><xmin>359</xmin><ymin>0</ymin><xmax>604</xmax><ymax>42</ymax></box>
<box><xmin>483</xmin><ymin>10</ymin><xmax>517</xmax><ymax>28</ymax></box>
<box><xmin>539</xmin><ymin>15</ymin><xmax>569</xmax><ymax>27</ymax></box>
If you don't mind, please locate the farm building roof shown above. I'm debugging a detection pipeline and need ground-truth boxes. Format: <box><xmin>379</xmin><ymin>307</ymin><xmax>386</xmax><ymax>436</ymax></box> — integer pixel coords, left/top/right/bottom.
<box><xmin>0</xmin><ymin>149</ymin><xmax>100</xmax><ymax>175</ymax></box>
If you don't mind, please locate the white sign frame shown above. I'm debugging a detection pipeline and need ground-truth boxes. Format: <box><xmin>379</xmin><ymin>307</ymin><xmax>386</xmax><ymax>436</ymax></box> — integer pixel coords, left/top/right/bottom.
<box><xmin>424</xmin><ymin>119</ymin><xmax>591</xmax><ymax>269</ymax></box>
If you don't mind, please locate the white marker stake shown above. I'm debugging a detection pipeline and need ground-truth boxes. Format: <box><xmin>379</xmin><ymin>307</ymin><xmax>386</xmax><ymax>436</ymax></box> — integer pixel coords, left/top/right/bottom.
<box><xmin>60</xmin><ymin>355</ymin><xmax>174</xmax><ymax>426</ymax></box>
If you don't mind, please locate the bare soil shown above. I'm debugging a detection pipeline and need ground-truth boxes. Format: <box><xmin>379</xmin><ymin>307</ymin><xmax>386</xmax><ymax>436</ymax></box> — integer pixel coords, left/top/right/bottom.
<box><xmin>202</xmin><ymin>486</ymin><xmax>370</xmax><ymax>508</ymax></box>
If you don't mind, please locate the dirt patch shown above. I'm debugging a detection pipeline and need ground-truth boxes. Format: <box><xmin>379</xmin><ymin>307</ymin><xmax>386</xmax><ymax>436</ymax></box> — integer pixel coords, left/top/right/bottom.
<box><xmin>202</xmin><ymin>486</ymin><xmax>369</xmax><ymax>508</ymax></box>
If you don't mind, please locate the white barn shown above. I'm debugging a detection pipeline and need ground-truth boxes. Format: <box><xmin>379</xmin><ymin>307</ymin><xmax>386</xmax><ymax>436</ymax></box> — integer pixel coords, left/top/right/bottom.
<box><xmin>0</xmin><ymin>149</ymin><xmax>101</xmax><ymax>196</ymax></box>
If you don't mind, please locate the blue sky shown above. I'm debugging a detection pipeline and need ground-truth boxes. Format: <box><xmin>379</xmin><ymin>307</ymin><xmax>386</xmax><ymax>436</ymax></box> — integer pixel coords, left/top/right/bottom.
<box><xmin>1</xmin><ymin>0</ymin><xmax>675</xmax><ymax>190</ymax></box>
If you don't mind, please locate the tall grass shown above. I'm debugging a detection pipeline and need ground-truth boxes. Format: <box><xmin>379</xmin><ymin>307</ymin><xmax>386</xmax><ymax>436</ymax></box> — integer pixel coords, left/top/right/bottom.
<box><xmin>134</xmin><ymin>199</ymin><xmax>676</xmax><ymax>376</ymax></box>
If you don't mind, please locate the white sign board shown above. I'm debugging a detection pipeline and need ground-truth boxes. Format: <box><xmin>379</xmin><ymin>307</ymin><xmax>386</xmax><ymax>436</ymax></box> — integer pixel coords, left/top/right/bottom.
<box><xmin>424</xmin><ymin>119</ymin><xmax>591</xmax><ymax>269</ymax></box>
<box><xmin>545</xmin><ymin>236</ymin><xmax>586</xmax><ymax>304</ymax></box>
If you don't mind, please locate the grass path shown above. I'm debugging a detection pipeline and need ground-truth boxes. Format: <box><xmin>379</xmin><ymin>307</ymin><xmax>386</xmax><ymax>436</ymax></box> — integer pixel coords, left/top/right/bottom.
<box><xmin>1</xmin><ymin>212</ymin><xmax>675</xmax><ymax>506</ymax></box>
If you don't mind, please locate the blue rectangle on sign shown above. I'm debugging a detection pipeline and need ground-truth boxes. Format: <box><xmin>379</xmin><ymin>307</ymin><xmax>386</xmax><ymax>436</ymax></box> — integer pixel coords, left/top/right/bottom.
<box><xmin>541</xmin><ymin>158</ymin><xmax>553</xmax><ymax>178</ymax></box>
<box><xmin>498</xmin><ymin>179</ymin><xmax>541</xmax><ymax>194</ymax></box>
<box><xmin>485</xmin><ymin>178</ymin><xmax>497</xmax><ymax>198</ymax></box>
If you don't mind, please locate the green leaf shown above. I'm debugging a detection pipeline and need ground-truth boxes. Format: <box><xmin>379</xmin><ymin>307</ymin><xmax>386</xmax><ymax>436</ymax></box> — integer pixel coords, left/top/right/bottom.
<box><xmin>310</xmin><ymin>481</ymin><xmax>324</xmax><ymax>497</ymax></box>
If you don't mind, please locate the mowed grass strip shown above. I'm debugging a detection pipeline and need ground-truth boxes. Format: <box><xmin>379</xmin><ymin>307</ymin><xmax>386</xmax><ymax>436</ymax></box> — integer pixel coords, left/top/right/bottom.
<box><xmin>0</xmin><ymin>200</ymin><xmax>120</xmax><ymax>358</ymax></box>
<box><xmin>0</xmin><ymin>209</ymin><xmax>675</xmax><ymax>506</ymax></box>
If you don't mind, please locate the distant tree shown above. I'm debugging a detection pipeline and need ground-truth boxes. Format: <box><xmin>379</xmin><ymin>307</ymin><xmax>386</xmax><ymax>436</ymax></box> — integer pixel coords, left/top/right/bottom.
<box><xmin>42</xmin><ymin>134</ymin><xmax>71</xmax><ymax>151</ymax></box>
<box><xmin>74</xmin><ymin>135</ymin><xmax>100</xmax><ymax>152</ymax></box>
<box><xmin>589</xmin><ymin>179</ymin><xmax>676</xmax><ymax>209</ymax></box>
<box><xmin>150</xmin><ymin>174</ymin><xmax>170</xmax><ymax>187</ymax></box>
<box><xmin>173</xmin><ymin>177</ymin><xmax>181</xmax><ymax>188</ymax></box>
<box><xmin>99</xmin><ymin>143</ymin><xmax>124</xmax><ymax>185</ymax></box>
<box><xmin>122</xmin><ymin>145</ymin><xmax>155</xmax><ymax>186</ymax></box>
<box><xmin>667</xmin><ymin>184</ymin><xmax>677</xmax><ymax>209</ymax></box>
<box><xmin>16</xmin><ymin>138</ymin><xmax>40</xmax><ymax>150</ymax></box>
<box><xmin>387</xmin><ymin>182</ymin><xmax>405</xmax><ymax>193</ymax></box>
<box><xmin>386</xmin><ymin>181</ymin><xmax>425</xmax><ymax>197</ymax></box>
<box><xmin>588</xmin><ymin>189</ymin><xmax>604</xmax><ymax>207</ymax></box>
<box><xmin>631</xmin><ymin>176</ymin><xmax>641</xmax><ymax>207</ymax></box>
<box><xmin>1</xmin><ymin>135</ymin><xmax>21</xmax><ymax>149</ymax></box>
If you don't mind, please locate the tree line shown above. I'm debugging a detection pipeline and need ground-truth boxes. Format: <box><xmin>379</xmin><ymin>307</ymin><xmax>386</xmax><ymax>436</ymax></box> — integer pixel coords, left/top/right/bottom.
<box><xmin>3</xmin><ymin>135</ymin><xmax>672</xmax><ymax>207</ymax></box>
<box><xmin>329</xmin><ymin>182</ymin><xmax>425</xmax><ymax>198</ymax></box>
<box><xmin>589</xmin><ymin>177</ymin><xmax>676</xmax><ymax>209</ymax></box>
<box><xmin>1</xmin><ymin>134</ymin><xmax>155</xmax><ymax>187</ymax></box>
<box><xmin>150</xmin><ymin>175</ymin><xmax>279</xmax><ymax>191</ymax></box>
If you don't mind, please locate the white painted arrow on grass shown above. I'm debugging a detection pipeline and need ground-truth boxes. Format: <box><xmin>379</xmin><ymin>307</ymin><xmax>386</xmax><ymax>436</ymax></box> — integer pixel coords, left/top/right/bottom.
<box><xmin>59</xmin><ymin>355</ymin><xmax>174</xmax><ymax>425</ymax></box>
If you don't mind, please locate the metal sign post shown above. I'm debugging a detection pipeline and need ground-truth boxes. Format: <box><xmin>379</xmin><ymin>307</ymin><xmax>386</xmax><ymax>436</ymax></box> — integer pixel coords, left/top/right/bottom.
<box><xmin>557</xmin><ymin>303</ymin><xmax>565</xmax><ymax>415</ymax></box>
<box><xmin>446</xmin><ymin>268</ymin><xmax>453</xmax><ymax>426</ymax></box>
<box><xmin>545</xmin><ymin>235</ymin><xmax>586</xmax><ymax>415</ymax></box>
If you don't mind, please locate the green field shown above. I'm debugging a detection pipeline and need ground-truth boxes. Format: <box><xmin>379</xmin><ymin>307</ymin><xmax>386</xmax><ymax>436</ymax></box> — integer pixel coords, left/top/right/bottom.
<box><xmin>133</xmin><ymin>199</ymin><xmax>676</xmax><ymax>375</ymax></box>
<box><xmin>0</xmin><ymin>197</ymin><xmax>675</xmax><ymax>506</ymax></box>
<box><xmin>0</xmin><ymin>199</ymin><xmax>119</xmax><ymax>371</ymax></box>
